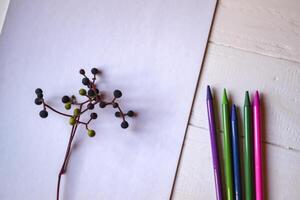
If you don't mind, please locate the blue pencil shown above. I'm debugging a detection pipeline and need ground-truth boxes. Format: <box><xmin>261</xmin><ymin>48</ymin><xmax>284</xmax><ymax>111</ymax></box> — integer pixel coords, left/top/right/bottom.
<box><xmin>231</xmin><ymin>105</ymin><xmax>241</xmax><ymax>200</ymax></box>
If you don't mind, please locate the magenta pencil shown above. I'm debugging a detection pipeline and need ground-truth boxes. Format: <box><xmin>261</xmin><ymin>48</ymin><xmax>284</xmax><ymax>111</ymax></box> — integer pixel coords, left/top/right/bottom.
<box><xmin>253</xmin><ymin>91</ymin><xmax>263</xmax><ymax>200</ymax></box>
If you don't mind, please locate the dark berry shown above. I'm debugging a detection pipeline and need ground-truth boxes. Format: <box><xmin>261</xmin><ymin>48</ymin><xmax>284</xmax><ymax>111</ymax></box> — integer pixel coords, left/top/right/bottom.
<box><xmin>62</xmin><ymin>96</ymin><xmax>70</xmax><ymax>103</ymax></box>
<box><xmin>79</xmin><ymin>69</ymin><xmax>85</xmax><ymax>75</ymax></box>
<box><xmin>90</xmin><ymin>112</ymin><xmax>98</xmax><ymax>119</ymax></box>
<box><xmin>91</xmin><ymin>68</ymin><xmax>99</xmax><ymax>75</ymax></box>
<box><xmin>121</xmin><ymin>121</ymin><xmax>129</xmax><ymax>129</ymax></box>
<box><xmin>95</xmin><ymin>89</ymin><xmax>99</xmax><ymax>94</ymax></box>
<box><xmin>112</xmin><ymin>102</ymin><xmax>118</xmax><ymax>108</ymax></box>
<box><xmin>127</xmin><ymin>110</ymin><xmax>134</xmax><ymax>117</ymax></box>
<box><xmin>37</xmin><ymin>93</ymin><xmax>43</xmax><ymax>98</ymax></box>
<box><xmin>34</xmin><ymin>98</ymin><xmax>43</xmax><ymax>105</ymax></box>
<box><xmin>115</xmin><ymin>111</ymin><xmax>121</xmax><ymax>117</ymax></box>
<box><xmin>82</xmin><ymin>77</ymin><xmax>90</xmax><ymax>86</ymax></box>
<box><xmin>88</xmin><ymin>89</ymin><xmax>95</xmax><ymax>96</ymax></box>
<box><xmin>35</xmin><ymin>88</ymin><xmax>43</xmax><ymax>95</ymax></box>
<box><xmin>99</xmin><ymin>102</ymin><xmax>106</xmax><ymax>108</ymax></box>
<box><xmin>87</xmin><ymin>103</ymin><xmax>94</xmax><ymax>110</ymax></box>
<box><xmin>39</xmin><ymin>110</ymin><xmax>48</xmax><ymax>118</ymax></box>
<box><xmin>113</xmin><ymin>90</ymin><xmax>122</xmax><ymax>98</ymax></box>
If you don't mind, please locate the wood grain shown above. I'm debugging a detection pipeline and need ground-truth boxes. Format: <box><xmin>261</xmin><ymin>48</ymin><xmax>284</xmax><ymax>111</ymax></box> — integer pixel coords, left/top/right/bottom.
<box><xmin>0</xmin><ymin>0</ymin><xmax>9</xmax><ymax>33</ymax></box>
<box><xmin>173</xmin><ymin>0</ymin><xmax>300</xmax><ymax>198</ymax></box>
<box><xmin>190</xmin><ymin>43</ymin><xmax>300</xmax><ymax>150</ymax></box>
<box><xmin>210</xmin><ymin>0</ymin><xmax>300</xmax><ymax>63</ymax></box>
<box><xmin>172</xmin><ymin>126</ymin><xmax>300</xmax><ymax>199</ymax></box>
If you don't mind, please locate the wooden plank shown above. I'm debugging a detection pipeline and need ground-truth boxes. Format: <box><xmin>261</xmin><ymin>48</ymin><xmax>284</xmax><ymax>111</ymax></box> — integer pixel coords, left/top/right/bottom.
<box><xmin>0</xmin><ymin>0</ymin><xmax>9</xmax><ymax>33</ymax></box>
<box><xmin>210</xmin><ymin>0</ymin><xmax>300</xmax><ymax>63</ymax></box>
<box><xmin>190</xmin><ymin>43</ymin><xmax>300</xmax><ymax>150</ymax></box>
<box><xmin>172</xmin><ymin>125</ymin><xmax>300</xmax><ymax>200</ymax></box>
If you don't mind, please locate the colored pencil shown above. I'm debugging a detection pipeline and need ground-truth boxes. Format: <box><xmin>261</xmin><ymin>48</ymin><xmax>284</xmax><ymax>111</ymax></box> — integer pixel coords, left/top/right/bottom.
<box><xmin>206</xmin><ymin>86</ymin><xmax>223</xmax><ymax>200</ymax></box>
<box><xmin>231</xmin><ymin>105</ymin><xmax>241</xmax><ymax>200</ymax></box>
<box><xmin>244</xmin><ymin>91</ymin><xmax>253</xmax><ymax>200</ymax></box>
<box><xmin>222</xmin><ymin>89</ymin><xmax>234</xmax><ymax>200</ymax></box>
<box><xmin>253</xmin><ymin>91</ymin><xmax>263</xmax><ymax>200</ymax></box>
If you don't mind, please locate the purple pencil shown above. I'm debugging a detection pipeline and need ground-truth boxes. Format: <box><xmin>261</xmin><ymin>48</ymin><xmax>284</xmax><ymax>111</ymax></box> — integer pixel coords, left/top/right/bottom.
<box><xmin>206</xmin><ymin>86</ymin><xmax>223</xmax><ymax>200</ymax></box>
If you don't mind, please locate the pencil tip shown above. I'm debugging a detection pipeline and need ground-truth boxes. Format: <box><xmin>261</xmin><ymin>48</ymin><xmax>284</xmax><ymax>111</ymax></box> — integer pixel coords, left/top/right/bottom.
<box><xmin>254</xmin><ymin>90</ymin><xmax>260</xmax><ymax>105</ymax></box>
<box><xmin>207</xmin><ymin>85</ymin><xmax>212</xmax><ymax>100</ymax></box>
<box><xmin>244</xmin><ymin>91</ymin><xmax>251</xmax><ymax>106</ymax></box>
<box><xmin>231</xmin><ymin>104</ymin><xmax>237</xmax><ymax>121</ymax></box>
<box><xmin>222</xmin><ymin>89</ymin><xmax>228</xmax><ymax>104</ymax></box>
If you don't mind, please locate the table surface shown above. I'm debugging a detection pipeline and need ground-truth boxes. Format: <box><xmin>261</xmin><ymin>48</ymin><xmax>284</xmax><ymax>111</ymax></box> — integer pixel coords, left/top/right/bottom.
<box><xmin>1</xmin><ymin>0</ymin><xmax>299</xmax><ymax>199</ymax></box>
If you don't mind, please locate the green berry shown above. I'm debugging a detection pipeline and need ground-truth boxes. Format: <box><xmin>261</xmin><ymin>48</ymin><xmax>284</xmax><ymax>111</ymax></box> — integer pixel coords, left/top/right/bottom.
<box><xmin>87</xmin><ymin>129</ymin><xmax>96</xmax><ymax>137</ymax></box>
<box><xmin>73</xmin><ymin>108</ymin><xmax>80</xmax><ymax>116</ymax></box>
<box><xmin>65</xmin><ymin>103</ymin><xmax>71</xmax><ymax>110</ymax></box>
<box><xmin>79</xmin><ymin>88</ymin><xmax>86</xmax><ymax>96</ymax></box>
<box><xmin>69</xmin><ymin>117</ymin><xmax>76</xmax><ymax>125</ymax></box>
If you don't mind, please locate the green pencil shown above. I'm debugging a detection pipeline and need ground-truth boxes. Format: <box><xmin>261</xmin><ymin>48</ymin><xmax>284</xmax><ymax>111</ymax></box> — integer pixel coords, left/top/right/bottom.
<box><xmin>222</xmin><ymin>89</ymin><xmax>233</xmax><ymax>200</ymax></box>
<box><xmin>244</xmin><ymin>91</ymin><xmax>253</xmax><ymax>200</ymax></box>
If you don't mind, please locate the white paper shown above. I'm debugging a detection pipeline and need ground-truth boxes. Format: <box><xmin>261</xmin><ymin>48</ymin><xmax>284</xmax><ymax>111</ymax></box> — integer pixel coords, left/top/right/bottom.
<box><xmin>0</xmin><ymin>0</ymin><xmax>216</xmax><ymax>199</ymax></box>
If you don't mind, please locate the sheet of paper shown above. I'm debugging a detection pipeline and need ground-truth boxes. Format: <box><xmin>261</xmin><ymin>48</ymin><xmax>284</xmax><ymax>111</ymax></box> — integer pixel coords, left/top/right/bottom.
<box><xmin>0</xmin><ymin>0</ymin><xmax>216</xmax><ymax>199</ymax></box>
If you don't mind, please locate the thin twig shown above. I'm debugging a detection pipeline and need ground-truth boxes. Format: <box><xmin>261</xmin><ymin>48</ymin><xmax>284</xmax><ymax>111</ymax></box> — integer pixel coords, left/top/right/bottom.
<box><xmin>57</xmin><ymin>125</ymin><xmax>75</xmax><ymax>200</ymax></box>
<box><xmin>45</xmin><ymin>104</ymin><xmax>73</xmax><ymax>117</ymax></box>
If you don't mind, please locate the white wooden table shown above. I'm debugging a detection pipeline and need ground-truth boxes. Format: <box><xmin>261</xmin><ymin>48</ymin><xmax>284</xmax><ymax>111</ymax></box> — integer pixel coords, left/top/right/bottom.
<box><xmin>172</xmin><ymin>0</ymin><xmax>300</xmax><ymax>199</ymax></box>
<box><xmin>1</xmin><ymin>0</ymin><xmax>299</xmax><ymax>199</ymax></box>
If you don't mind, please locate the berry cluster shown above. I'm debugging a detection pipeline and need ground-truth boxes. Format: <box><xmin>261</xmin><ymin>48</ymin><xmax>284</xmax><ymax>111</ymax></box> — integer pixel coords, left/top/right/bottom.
<box><xmin>34</xmin><ymin>68</ymin><xmax>135</xmax><ymax>137</ymax></box>
<box><xmin>34</xmin><ymin>68</ymin><xmax>135</xmax><ymax>200</ymax></box>
<box><xmin>35</xmin><ymin>89</ymin><xmax>48</xmax><ymax>118</ymax></box>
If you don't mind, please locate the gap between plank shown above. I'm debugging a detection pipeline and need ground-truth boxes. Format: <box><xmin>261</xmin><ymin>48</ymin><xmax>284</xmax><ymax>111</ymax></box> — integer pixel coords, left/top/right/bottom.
<box><xmin>208</xmin><ymin>40</ymin><xmax>300</xmax><ymax>66</ymax></box>
<box><xmin>188</xmin><ymin>123</ymin><xmax>300</xmax><ymax>153</ymax></box>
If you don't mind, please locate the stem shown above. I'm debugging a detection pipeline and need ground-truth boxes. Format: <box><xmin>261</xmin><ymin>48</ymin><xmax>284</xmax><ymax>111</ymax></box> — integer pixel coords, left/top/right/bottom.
<box><xmin>45</xmin><ymin>104</ymin><xmax>73</xmax><ymax>118</ymax></box>
<box><xmin>80</xmin><ymin>100</ymin><xmax>99</xmax><ymax>114</ymax></box>
<box><xmin>116</xmin><ymin>105</ymin><xmax>126</xmax><ymax>121</ymax></box>
<box><xmin>56</xmin><ymin>105</ymin><xmax>82</xmax><ymax>200</ymax></box>
<box><xmin>57</xmin><ymin>125</ymin><xmax>75</xmax><ymax>200</ymax></box>
<box><xmin>72</xmin><ymin>99</ymin><xmax>90</xmax><ymax>106</ymax></box>
<box><xmin>77</xmin><ymin>118</ymin><xmax>91</xmax><ymax>130</ymax></box>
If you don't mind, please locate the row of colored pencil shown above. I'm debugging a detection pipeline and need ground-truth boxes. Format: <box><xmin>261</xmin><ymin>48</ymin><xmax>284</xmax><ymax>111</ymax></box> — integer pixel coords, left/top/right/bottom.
<box><xmin>206</xmin><ymin>86</ymin><xmax>263</xmax><ymax>200</ymax></box>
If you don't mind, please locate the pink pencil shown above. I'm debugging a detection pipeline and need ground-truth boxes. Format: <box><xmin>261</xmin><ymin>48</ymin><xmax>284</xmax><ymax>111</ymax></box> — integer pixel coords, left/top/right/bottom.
<box><xmin>253</xmin><ymin>91</ymin><xmax>263</xmax><ymax>200</ymax></box>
